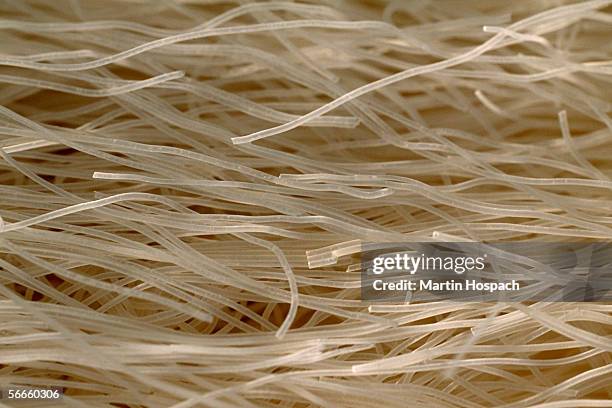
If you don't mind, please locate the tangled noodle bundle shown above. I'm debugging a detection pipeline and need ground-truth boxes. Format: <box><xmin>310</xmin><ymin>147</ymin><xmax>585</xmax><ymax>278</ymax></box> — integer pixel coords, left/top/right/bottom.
<box><xmin>0</xmin><ymin>0</ymin><xmax>611</xmax><ymax>407</ymax></box>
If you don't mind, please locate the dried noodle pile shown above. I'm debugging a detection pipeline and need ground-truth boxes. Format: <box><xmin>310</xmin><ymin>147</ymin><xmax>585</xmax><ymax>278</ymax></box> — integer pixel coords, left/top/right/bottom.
<box><xmin>0</xmin><ymin>1</ymin><xmax>611</xmax><ymax>407</ymax></box>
